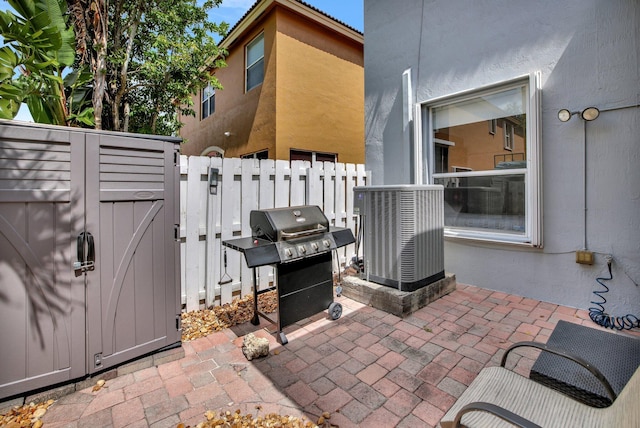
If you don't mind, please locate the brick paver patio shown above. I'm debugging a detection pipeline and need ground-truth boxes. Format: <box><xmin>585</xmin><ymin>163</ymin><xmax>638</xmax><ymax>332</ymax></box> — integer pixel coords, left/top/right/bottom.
<box><xmin>36</xmin><ymin>283</ymin><xmax>605</xmax><ymax>427</ymax></box>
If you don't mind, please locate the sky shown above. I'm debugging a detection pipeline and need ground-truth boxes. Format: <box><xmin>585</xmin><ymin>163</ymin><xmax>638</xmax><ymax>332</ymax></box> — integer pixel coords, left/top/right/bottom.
<box><xmin>2</xmin><ymin>0</ymin><xmax>363</xmax><ymax>122</ymax></box>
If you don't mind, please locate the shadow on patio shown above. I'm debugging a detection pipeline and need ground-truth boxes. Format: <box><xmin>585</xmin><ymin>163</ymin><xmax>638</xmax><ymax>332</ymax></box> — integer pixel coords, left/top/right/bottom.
<box><xmin>39</xmin><ymin>283</ymin><xmax>604</xmax><ymax>427</ymax></box>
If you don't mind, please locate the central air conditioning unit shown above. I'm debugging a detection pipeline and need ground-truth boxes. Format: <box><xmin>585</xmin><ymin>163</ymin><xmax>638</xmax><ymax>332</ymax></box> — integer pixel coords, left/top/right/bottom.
<box><xmin>353</xmin><ymin>185</ymin><xmax>444</xmax><ymax>292</ymax></box>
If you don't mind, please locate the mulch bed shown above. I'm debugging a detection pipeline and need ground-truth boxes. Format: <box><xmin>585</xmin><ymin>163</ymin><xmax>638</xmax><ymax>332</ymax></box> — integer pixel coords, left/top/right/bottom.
<box><xmin>181</xmin><ymin>290</ymin><xmax>278</xmax><ymax>341</ymax></box>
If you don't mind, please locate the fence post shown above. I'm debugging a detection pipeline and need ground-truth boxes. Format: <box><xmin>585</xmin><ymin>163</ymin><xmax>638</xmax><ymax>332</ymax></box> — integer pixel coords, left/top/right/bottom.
<box><xmin>290</xmin><ymin>160</ymin><xmax>309</xmax><ymax>206</ymax></box>
<box><xmin>307</xmin><ymin>162</ymin><xmax>323</xmax><ymax>207</ymax></box>
<box><xmin>184</xmin><ymin>156</ymin><xmax>202</xmax><ymax>312</ymax></box>
<box><xmin>240</xmin><ymin>158</ymin><xmax>260</xmax><ymax>297</ymax></box>
<box><xmin>205</xmin><ymin>156</ymin><xmax>223</xmax><ymax>308</ymax></box>
<box><xmin>274</xmin><ymin>160</ymin><xmax>290</xmax><ymax>208</ymax></box>
<box><xmin>323</xmin><ymin>162</ymin><xmax>336</xmax><ymax>224</ymax></box>
<box><xmin>179</xmin><ymin>155</ymin><xmax>188</xmax><ymax>307</ymax></box>
<box><xmin>219</xmin><ymin>157</ymin><xmax>242</xmax><ymax>305</ymax></box>
<box><xmin>334</xmin><ymin>162</ymin><xmax>346</xmax><ymax>228</ymax></box>
<box><xmin>258</xmin><ymin>159</ymin><xmax>275</xmax><ymax>290</ymax></box>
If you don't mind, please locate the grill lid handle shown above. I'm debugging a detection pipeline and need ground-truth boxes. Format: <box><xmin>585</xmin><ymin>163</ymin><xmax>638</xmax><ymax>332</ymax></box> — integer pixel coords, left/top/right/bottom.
<box><xmin>280</xmin><ymin>224</ymin><xmax>327</xmax><ymax>240</ymax></box>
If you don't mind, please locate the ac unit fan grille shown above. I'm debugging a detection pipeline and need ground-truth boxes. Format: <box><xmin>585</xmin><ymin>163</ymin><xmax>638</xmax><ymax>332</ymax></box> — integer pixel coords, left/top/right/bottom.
<box><xmin>358</xmin><ymin>186</ymin><xmax>444</xmax><ymax>291</ymax></box>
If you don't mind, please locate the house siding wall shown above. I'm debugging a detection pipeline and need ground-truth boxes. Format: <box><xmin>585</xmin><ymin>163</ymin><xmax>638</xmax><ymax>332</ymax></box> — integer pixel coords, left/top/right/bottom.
<box><xmin>365</xmin><ymin>0</ymin><xmax>640</xmax><ymax>314</ymax></box>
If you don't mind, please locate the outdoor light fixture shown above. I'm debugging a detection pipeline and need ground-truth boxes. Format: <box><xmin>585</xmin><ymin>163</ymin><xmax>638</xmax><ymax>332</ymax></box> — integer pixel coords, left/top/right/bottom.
<box><xmin>558</xmin><ymin>107</ymin><xmax>600</xmax><ymax>122</ymax></box>
<box><xmin>581</xmin><ymin>107</ymin><xmax>600</xmax><ymax>121</ymax></box>
<box><xmin>558</xmin><ymin>109</ymin><xmax>572</xmax><ymax>122</ymax></box>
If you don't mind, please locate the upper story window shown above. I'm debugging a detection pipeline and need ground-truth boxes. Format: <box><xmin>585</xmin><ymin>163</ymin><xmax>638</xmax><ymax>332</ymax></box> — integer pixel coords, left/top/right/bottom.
<box><xmin>201</xmin><ymin>84</ymin><xmax>215</xmax><ymax>119</ymax></box>
<box><xmin>246</xmin><ymin>33</ymin><xmax>264</xmax><ymax>92</ymax></box>
<box><xmin>421</xmin><ymin>74</ymin><xmax>541</xmax><ymax>246</ymax></box>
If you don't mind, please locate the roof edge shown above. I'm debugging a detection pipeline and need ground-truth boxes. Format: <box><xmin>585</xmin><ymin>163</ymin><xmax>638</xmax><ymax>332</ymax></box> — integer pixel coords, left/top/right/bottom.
<box><xmin>219</xmin><ymin>0</ymin><xmax>363</xmax><ymax>49</ymax></box>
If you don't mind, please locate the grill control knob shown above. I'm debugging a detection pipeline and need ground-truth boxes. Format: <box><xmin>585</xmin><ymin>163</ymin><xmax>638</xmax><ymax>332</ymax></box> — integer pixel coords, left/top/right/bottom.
<box><xmin>285</xmin><ymin>248</ymin><xmax>292</xmax><ymax>257</ymax></box>
<box><xmin>298</xmin><ymin>245</ymin><xmax>306</xmax><ymax>254</ymax></box>
<box><xmin>311</xmin><ymin>242</ymin><xmax>318</xmax><ymax>250</ymax></box>
<box><xmin>323</xmin><ymin>239</ymin><xmax>330</xmax><ymax>247</ymax></box>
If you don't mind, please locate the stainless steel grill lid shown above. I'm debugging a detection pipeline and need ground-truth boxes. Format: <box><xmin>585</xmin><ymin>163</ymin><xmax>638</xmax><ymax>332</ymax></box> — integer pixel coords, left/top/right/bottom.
<box><xmin>250</xmin><ymin>205</ymin><xmax>330</xmax><ymax>242</ymax></box>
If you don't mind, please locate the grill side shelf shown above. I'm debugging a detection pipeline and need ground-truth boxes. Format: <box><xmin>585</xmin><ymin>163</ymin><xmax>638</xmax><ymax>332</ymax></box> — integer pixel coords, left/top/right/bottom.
<box><xmin>330</xmin><ymin>226</ymin><xmax>356</xmax><ymax>247</ymax></box>
<box><xmin>222</xmin><ymin>237</ymin><xmax>279</xmax><ymax>268</ymax></box>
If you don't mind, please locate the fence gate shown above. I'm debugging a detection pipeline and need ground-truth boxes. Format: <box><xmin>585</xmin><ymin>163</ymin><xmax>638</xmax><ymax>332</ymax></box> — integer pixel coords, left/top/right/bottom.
<box><xmin>0</xmin><ymin>122</ymin><xmax>181</xmax><ymax>399</ymax></box>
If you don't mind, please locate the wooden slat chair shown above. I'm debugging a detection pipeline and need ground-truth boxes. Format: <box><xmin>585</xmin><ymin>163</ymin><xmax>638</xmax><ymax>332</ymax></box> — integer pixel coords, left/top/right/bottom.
<box><xmin>440</xmin><ymin>342</ymin><xmax>640</xmax><ymax>428</ymax></box>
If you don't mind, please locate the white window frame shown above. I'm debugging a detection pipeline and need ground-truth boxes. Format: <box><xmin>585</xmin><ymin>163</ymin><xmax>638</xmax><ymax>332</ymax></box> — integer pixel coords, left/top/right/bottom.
<box><xmin>503</xmin><ymin>121</ymin><xmax>514</xmax><ymax>151</ymax></box>
<box><xmin>245</xmin><ymin>32</ymin><xmax>264</xmax><ymax>92</ymax></box>
<box><xmin>290</xmin><ymin>149</ymin><xmax>337</xmax><ymax>164</ymax></box>
<box><xmin>418</xmin><ymin>73</ymin><xmax>542</xmax><ymax>247</ymax></box>
<box><xmin>489</xmin><ymin>118</ymin><xmax>497</xmax><ymax>135</ymax></box>
<box><xmin>241</xmin><ymin>150</ymin><xmax>268</xmax><ymax>159</ymax></box>
<box><xmin>201</xmin><ymin>84</ymin><xmax>215</xmax><ymax>120</ymax></box>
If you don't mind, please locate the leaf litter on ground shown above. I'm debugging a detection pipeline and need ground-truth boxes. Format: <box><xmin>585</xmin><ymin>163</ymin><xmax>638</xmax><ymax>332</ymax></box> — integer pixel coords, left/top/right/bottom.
<box><xmin>181</xmin><ymin>290</ymin><xmax>278</xmax><ymax>341</ymax></box>
<box><xmin>0</xmin><ymin>399</ymin><xmax>53</xmax><ymax>428</ymax></box>
<box><xmin>181</xmin><ymin>407</ymin><xmax>337</xmax><ymax>428</ymax></box>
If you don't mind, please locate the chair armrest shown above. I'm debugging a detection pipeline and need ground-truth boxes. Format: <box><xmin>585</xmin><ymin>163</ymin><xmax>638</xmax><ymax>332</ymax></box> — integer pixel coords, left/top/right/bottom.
<box><xmin>452</xmin><ymin>402</ymin><xmax>542</xmax><ymax>428</ymax></box>
<box><xmin>501</xmin><ymin>341</ymin><xmax>616</xmax><ymax>402</ymax></box>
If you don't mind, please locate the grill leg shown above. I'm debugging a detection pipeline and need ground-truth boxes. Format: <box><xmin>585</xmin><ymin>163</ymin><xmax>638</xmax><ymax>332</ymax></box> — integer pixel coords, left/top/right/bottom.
<box><xmin>251</xmin><ymin>268</ymin><xmax>260</xmax><ymax>326</ymax></box>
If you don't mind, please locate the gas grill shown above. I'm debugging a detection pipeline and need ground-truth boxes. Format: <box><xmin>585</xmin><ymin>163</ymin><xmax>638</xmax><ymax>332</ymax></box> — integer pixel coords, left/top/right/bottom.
<box><xmin>223</xmin><ymin>205</ymin><xmax>355</xmax><ymax>344</ymax></box>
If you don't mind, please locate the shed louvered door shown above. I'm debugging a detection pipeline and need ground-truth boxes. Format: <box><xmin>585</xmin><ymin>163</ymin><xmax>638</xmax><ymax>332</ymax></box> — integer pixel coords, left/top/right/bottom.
<box><xmin>85</xmin><ymin>133</ymin><xmax>180</xmax><ymax>373</ymax></box>
<box><xmin>0</xmin><ymin>125</ymin><xmax>86</xmax><ymax>399</ymax></box>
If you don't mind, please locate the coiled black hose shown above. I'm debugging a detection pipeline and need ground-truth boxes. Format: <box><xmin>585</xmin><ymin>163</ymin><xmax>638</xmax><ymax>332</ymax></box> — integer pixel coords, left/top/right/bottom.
<box><xmin>589</xmin><ymin>260</ymin><xmax>640</xmax><ymax>330</ymax></box>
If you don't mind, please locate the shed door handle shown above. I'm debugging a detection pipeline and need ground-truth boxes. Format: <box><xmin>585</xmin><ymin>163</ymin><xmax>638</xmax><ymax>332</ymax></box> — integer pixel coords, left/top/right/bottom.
<box><xmin>86</xmin><ymin>232</ymin><xmax>95</xmax><ymax>263</ymax></box>
<box><xmin>77</xmin><ymin>232</ymin><xmax>85</xmax><ymax>263</ymax></box>
<box><xmin>74</xmin><ymin>232</ymin><xmax>96</xmax><ymax>275</ymax></box>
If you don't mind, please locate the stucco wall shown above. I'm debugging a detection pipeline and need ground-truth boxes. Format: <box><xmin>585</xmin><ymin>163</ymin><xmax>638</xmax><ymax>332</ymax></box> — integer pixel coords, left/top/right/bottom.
<box><xmin>364</xmin><ymin>0</ymin><xmax>640</xmax><ymax>314</ymax></box>
<box><xmin>179</xmin><ymin>14</ymin><xmax>277</xmax><ymax>157</ymax></box>
<box><xmin>275</xmin><ymin>8</ymin><xmax>364</xmax><ymax>163</ymax></box>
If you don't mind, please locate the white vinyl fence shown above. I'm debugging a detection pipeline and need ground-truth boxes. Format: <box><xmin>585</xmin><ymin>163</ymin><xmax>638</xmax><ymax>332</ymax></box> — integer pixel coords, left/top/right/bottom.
<box><xmin>179</xmin><ymin>156</ymin><xmax>369</xmax><ymax>312</ymax></box>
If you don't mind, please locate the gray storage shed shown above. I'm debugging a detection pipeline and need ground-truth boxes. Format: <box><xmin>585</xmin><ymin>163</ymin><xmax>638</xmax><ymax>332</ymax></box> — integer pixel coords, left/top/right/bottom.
<box><xmin>0</xmin><ymin>120</ymin><xmax>181</xmax><ymax>399</ymax></box>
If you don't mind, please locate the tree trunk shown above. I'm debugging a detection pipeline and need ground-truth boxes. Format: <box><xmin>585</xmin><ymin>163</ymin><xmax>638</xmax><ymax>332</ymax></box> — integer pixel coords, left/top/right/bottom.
<box><xmin>91</xmin><ymin>0</ymin><xmax>108</xmax><ymax>130</ymax></box>
<box><xmin>112</xmin><ymin>3</ymin><xmax>142</xmax><ymax>132</ymax></box>
<box><xmin>68</xmin><ymin>0</ymin><xmax>97</xmax><ymax>127</ymax></box>
<box><xmin>123</xmin><ymin>102</ymin><xmax>130</xmax><ymax>133</ymax></box>
<box><xmin>68</xmin><ymin>0</ymin><xmax>88</xmax><ymax>65</ymax></box>
<box><xmin>151</xmin><ymin>111</ymin><xmax>158</xmax><ymax>135</ymax></box>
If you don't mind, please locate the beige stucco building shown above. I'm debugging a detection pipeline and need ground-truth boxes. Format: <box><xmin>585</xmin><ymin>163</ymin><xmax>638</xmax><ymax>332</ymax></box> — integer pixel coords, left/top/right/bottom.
<box><xmin>179</xmin><ymin>0</ymin><xmax>364</xmax><ymax>164</ymax></box>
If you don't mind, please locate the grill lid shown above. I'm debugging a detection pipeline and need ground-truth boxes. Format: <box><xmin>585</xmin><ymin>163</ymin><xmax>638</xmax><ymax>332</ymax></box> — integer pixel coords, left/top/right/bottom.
<box><xmin>250</xmin><ymin>205</ymin><xmax>330</xmax><ymax>242</ymax></box>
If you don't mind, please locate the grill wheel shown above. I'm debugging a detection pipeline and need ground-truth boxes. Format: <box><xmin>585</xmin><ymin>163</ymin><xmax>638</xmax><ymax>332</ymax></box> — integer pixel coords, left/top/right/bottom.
<box><xmin>328</xmin><ymin>302</ymin><xmax>343</xmax><ymax>320</ymax></box>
